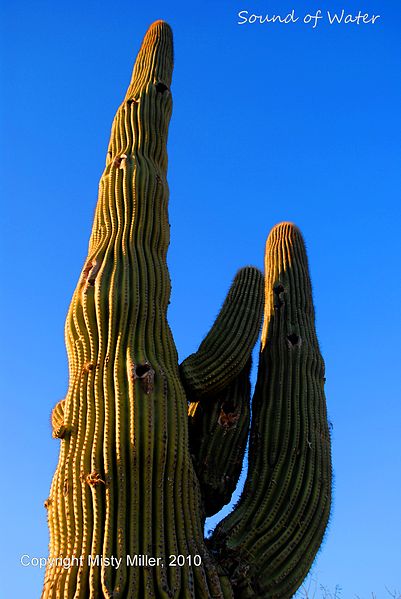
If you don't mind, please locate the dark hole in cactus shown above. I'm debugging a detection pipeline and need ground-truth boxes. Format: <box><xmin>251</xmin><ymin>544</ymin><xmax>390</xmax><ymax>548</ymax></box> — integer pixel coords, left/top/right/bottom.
<box><xmin>274</xmin><ymin>284</ymin><xmax>285</xmax><ymax>295</ymax></box>
<box><xmin>273</xmin><ymin>284</ymin><xmax>285</xmax><ymax>309</ymax></box>
<box><xmin>287</xmin><ymin>333</ymin><xmax>301</xmax><ymax>347</ymax></box>
<box><xmin>135</xmin><ymin>363</ymin><xmax>151</xmax><ymax>378</ymax></box>
<box><xmin>155</xmin><ymin>81</ymin><xmax>169</xmax><ymax>94</ymax></box>
<box><xmin>221</xmin><ymin>399</ymin><xmax>235</xmax><ymax>414</ymax></box>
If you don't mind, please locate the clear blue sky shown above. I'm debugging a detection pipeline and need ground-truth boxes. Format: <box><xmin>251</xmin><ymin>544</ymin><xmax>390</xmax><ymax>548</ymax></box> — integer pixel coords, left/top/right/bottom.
<box><xmin>1</xmin><ymin>1</ymin><xmax>400</xmax><ymax>597</ymax></box>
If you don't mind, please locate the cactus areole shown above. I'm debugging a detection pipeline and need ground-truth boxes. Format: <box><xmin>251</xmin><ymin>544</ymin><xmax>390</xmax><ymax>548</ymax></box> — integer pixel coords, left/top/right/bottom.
<box><xmin>42</xmin><ymin>21</ymin><xmax>332</xmax><ymax>599</ymax></box>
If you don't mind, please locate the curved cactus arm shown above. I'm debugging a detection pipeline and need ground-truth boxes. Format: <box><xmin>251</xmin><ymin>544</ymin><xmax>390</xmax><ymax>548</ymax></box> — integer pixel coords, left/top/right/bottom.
<box><xmin>180</xmin><ymin>267</ymin><xmax>264</xmax><ymax>399</ymax></box>
<box><xmin>188</xmin><ymin>357</ymin><xmax>252</xmax><ymax>519</ymax></box>
<box><xmin>211</xmin><ymin>223</ymin><xmax>332</xmax><ymax>599</ymax></box>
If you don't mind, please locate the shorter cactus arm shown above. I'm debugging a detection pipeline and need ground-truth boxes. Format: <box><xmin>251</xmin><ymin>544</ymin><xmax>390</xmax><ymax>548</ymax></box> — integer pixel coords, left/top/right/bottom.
<box><xmin>181</xmin><ymin>267</ymin><xmax>262</xmax><ymax>519</ymax></box>
<box><xmin>188</xmin><ymin>357</ymin><xmax>252</xmax><ymax>518</ymax></box>
<box><xmin>211</xmin><ymin>223</ymin><xmax>332</xmax><ymax>599</ymax></box>
<box><xmin>51</xmin><ymin>399</ymin><xmax>66</xmax><ymax>439</ymax></box>
<box><xmin>180</xmin><ymin>267</ymin><xmax>264</xmax><ymax>399</ymax></box>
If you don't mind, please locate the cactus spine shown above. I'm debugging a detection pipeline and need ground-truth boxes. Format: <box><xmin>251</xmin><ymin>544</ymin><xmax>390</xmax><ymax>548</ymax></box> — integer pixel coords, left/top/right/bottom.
<box><xmin>43</xmin><ymin>22</ymin><xmax>331</xmax><ymax>599</ymax></box>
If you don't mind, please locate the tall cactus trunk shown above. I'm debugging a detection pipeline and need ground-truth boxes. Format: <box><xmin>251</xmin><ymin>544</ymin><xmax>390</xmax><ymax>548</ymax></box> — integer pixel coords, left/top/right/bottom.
<box><xmin>43</xmin><ymin>21</ymin><xmax>331</xmax><ymax>599</ymax></box>
<box><xmin>43</xmin><ymin>21</ymin><xmax>229</xmax><ymax>599</ymax></box>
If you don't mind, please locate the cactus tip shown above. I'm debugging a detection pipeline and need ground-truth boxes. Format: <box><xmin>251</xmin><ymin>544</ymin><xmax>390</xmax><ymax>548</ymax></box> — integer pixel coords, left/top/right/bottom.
<box><xmin>270</xmin><ymin>221</ymin><xmax>303</xmax><ymax>237</ymax></box>
<box><xmin>148</xmin><ymin>19</ymin><xmax>172</xmax><ymax>30</ymax></box>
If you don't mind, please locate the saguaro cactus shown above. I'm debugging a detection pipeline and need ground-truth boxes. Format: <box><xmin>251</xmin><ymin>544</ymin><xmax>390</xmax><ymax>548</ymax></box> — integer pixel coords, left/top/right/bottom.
<box><xmin>42</xmin><ymin>21</ymin><xmax>331</xmax><ymax>599</ymax></box>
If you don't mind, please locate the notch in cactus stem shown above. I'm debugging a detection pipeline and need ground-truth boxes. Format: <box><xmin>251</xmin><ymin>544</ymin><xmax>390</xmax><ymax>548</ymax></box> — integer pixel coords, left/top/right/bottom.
<box><xmin>113</xmin><ymin>153</ymin><xmax>128</xmax><ymax>169</ymax></box>
<box><xmin>287</xmin><ymin>333</ymin><xmax>301</xmax><ymax>347</ymax></box>
<box><xmin>133</xmin><ymin>362</ymin><xmax>155</xmax><ymax>395</ymax></box>
<box><xmin>82</xmin><ymin>258</ymin><xmax>100</xmax><ymax>287</ymax></box>
<box><xmin>83</xmin><ymin>472</ymin><xmax>106</xmax><ymax>487</ymax></box>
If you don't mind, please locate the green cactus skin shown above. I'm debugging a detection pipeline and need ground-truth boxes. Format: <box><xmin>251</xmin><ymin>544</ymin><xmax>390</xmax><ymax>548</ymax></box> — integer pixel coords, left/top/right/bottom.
<box><xmin>188</xmin><ymin>357</ymin><xmax>252</xmax><ymax>518</ymax></box>
<box><xmin>182</xmin><ymin>267</ymin><xmax>263</xmax><ymax>518</ymax></box>
<box><xmin>42</xmin><ymin>20</ymin><xmax>331</xmax><ymax>599</ymax></box>
<box><xmin>210</xmin><ymin>223</ymin><xmax>332</xmax><ymax>599</ymax></box>
<box><xmin>42</xmin><ymin>22</ymin><xmax>232</xmax><ymax>599</ymax></box>
<box><xmin>180</xmin><ymin>267</ymin><xmax>264</xmax><ymax>399</ymax></box>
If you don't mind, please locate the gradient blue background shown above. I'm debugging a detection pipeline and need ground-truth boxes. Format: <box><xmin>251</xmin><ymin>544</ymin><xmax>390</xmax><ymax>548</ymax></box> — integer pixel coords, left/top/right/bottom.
<box><xmin>1</xmin><ymin>1</ymin><xmax>400</xmax><ymax>597</ymax></box>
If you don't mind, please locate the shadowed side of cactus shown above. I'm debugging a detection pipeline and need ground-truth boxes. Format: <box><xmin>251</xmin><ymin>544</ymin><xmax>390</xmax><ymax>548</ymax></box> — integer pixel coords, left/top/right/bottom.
<box><xmin>188</xmin><ymin>357</ymin><xmax>252</xmax><ymax>519</ymax></box>
<box><xmin>210</xmin><ymin>223</ymin><xmax>332</xmax><ymax>598</ymax></box>
<box><xmin>183</xmin><ymin>267</ymin><xmax>264</xmax><ymax>518</ymax></box>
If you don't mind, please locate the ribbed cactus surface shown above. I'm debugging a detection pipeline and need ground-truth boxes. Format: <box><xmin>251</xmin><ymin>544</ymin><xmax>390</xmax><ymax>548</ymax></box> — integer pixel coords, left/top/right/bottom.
<box><xmin>43</xmin><ymin>22</ymin><xmax>230</xmax><ymax>598</ymax></box>
<box><xmin>188</xmin><ymin>356</ymin><xmax>252</xmax><ymax>518</ymax></box>
<box><xmin>211</xmin><ymin>223</ymin><xmax>332</xmax><ymax>598</ymax></box>
<box><xmin>181</xmin><ymin>267</ymin><xmax>264</xmax><ymax>400</ymax></box>
<box><xmin>43</xmin><ymin>22</ymin><xmax>331</xmax><ymax>599</ymax></box>
<box><xmin>184</xmin><ymin>267</ymin><xmax>264</xmax><ymax>519</ymax></box>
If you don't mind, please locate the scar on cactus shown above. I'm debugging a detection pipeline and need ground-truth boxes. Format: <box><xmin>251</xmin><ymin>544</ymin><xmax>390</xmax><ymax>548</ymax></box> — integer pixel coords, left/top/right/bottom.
<box><xmin>82</xmin><ymin>471</ymin><xmax>106</xmax><ymax>487</ymax></box>
<box><xmin>113</xmin><ymin>153</ymin><xmax>128</xmax><ymax>169</ymax></box>
<box><xmin>82</xmin><ymin>257</ymin><xmax>100</xmax><ymax>289</ymax></box>
<box><xmin>217</xmin><ymin>403</ymin><xmax>240</xmax><ymax>430</ymax></box>
<box><xmin>42</xmin><ymin>21</ymin><xmax>331</xmax><ymax>599</ymax></box>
